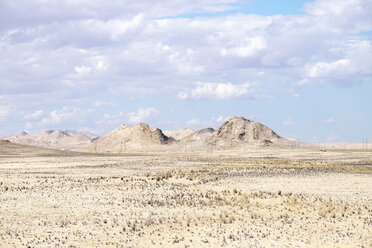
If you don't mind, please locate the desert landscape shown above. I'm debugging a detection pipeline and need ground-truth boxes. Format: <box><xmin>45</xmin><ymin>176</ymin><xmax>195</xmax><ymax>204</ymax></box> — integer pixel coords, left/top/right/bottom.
<box><xmin>1</xmin><ymin>117</ymin><xmax>371</xmax><ymax>248</ymax></box>
<box><xmin>2</xmin><ymin>0</ymin><xmax>371</xmax><ymax>247</ymax></box>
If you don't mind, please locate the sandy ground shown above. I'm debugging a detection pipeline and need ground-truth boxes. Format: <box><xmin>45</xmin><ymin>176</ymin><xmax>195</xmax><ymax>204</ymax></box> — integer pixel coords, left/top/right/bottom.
<box><xmin>0</xmin><ymin>146</ymin><xmax>371</xmax><ymax>247</ymax></box>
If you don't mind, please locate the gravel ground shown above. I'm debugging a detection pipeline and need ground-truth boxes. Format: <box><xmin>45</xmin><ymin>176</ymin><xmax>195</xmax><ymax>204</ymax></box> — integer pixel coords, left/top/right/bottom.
<box><xmin>0</xmin><ymin>146</ymin><xmax>371</xmax><ymax>247</ymax></box>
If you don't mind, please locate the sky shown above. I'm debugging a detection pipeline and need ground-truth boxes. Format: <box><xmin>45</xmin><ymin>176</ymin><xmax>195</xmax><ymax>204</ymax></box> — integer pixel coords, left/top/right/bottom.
<box><xmin>0</xmin><ymin>0</ymin><xmax>371</xmax><ymax>143</ymax></box>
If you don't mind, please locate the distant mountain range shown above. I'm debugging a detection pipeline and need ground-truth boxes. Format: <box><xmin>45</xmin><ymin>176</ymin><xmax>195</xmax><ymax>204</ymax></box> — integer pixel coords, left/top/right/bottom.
<box><xmin>2</xmin><ymin>117</ymin><xmax>368</xmax><ymax>153</ymax></box>
<box><xmin>1</xmin><ymin>130</ymin><xmax>100</xmax><ymax>150</ymax></box>
<box><xmin>80</xmin><ymin>116</ymin><xmax>285</xmax><ymax>153</ymax></box>
<box><xmin>2</xmin><ymin>117</ymin><xmax>291</xmax><ymax>152</ymax></box>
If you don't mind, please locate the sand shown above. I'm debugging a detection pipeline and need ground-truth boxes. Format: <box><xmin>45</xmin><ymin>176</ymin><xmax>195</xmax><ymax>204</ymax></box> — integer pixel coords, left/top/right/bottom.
<box><xmin>0</xmin><ymin>143</ymin><xmax>371</xmax><ymax>247</ymax></box>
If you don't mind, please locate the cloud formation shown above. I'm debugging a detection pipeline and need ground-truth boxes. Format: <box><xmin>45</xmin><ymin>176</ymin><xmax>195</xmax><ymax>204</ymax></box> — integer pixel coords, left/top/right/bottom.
<box><xmin>128</xmin><ymin>108</ymin><xmax>159</xmax><ymax>124</ymax></box>
<box><xmin>40</xmin><ymin>107</ymin><xmax>94</xmax><ymax>126</ymax></box>
<box><xmin>0</xmin><ymin>0</ymin><xmax>371</xmax><ymax>141</ymax></box>
<box><xmin>186</xmin><ymin>116</ymin><xmax>230</xmax><ymax>128</ymax></box>
<box><xmin>1</xmin><ymin>0</ymin><xmax>371</xmax><ymax>100</ymax></box>
<box><xmin>304</xmin><ymin>0</ymin><xmax>372</xmax><ymax>32</ymax></box>
<box><xmin>24</xmin><ymin>110</ymin><xmax>44</xmax><ymax>120</ymax></box>
<box><xmin>178</xmin><ymin>82</ymin><xmax>253</xmax><ymax>100</ymax></box>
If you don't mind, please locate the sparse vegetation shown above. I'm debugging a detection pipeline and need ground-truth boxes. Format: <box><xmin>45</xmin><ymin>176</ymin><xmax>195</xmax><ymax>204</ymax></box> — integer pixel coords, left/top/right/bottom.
<box><xmin>0</xmin><ymin>144</ymin><xmax>371</xmax><ymax>247</ymax></box>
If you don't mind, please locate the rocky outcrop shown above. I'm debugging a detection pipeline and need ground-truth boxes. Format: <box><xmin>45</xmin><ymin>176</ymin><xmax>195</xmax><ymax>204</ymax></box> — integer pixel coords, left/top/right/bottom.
<box><xmin>82</xmin><ymin>123</ymin><xmax>174</xmax><ymax>153</ymax></box>
<box><xmin>207</xmin><ymin>117</ymin><xmax>280</xmax><ymax>147</ymax></box>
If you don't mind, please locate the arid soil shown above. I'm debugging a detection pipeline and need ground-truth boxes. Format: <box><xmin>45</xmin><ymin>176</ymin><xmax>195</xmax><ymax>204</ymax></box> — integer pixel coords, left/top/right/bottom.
<box><xmin>0</xmin><ymin>145</ymin><xmax>371</xmax><ymax>247</ymax></box>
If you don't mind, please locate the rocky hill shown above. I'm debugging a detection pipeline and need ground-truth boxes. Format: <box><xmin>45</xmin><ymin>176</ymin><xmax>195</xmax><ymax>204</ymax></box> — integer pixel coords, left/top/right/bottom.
<box><xmin>80</xmin><ymin>123</ymin><xmax>174</xmax><ymax>153</ymax></box>
<box><xmin>207</xmin><ymin>117</ymin><xmax>280</xmax><ymax>147</ymax></box>
<box><xmin>2</xmin><ymin>130</ymin><xmax>100</xmax><ymax>150</ymax></box>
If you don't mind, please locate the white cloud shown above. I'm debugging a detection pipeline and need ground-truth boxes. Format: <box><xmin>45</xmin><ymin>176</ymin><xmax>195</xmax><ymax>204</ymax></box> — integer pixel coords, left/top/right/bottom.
<box><xmin>75</xmin><ymin>65</ymin><xmax>92</xmax><ymax>74</ymax></box>
<box><xmin>220</xmin><ymin>36</ymin><xmax>267</xmax><ymax>58</ymax></box>
<box><xmin>24</xmin><ymin>109</ymin><xmax>44</xmax><ymax>120</ymax></box>
<box><xmin>305</xmin><ymin>59</ymin><xmax>352</xmax><ymax>78</ymax></box>
<box><xmin>127</xmin><ymin>107</ymin><xmax>158</xmax><ymax>124</ymax></box>
<box><xmin>322</xmin><ymin>118</ymin><xmax>335</xmax><ymax>123</ymax></box>
<box><xmin>177</xmin><ymin>92</ymin><xmax>188</xmax><ymax>100</ymax></box>
<box><xmin>305</xmin><ymin>0</ymin><xmax>359</xmax><ymax>17</ymax></box>
<box><xmin>96</xmin><ymin>61</ymin><xmax>107</xmax><ymax>71</ymax></box>
<box><xmin>0</xmin><ymin>0</ymin><xmax>240</xmax><ymax>32</ymax></box>
<box><xmin>282</xmin><ymin>119</ymin><xmax>294</xmax><ymax>126</ymax></box>
<box><xmin>216</xmin><ymin>116</ymin><xmax>230</xmax><ymax>123</ymax></box>
<box><xmin>300</xmin><ymin>39</ymin><xmax>372</xmax><ymax>85</ymax></box>
<box><xmin>179</xmin><ymin>82</ymin><xmax>253</xmax><ymax>100</ymax></box>
<box><xmin>304</xmin><ymin>0</ymin><xmax>372</xmax><ymax>33</ymax></box>
<box><xmin>98</xmin><ymin>112</ymin><xmax>125</xmax><ymax>125</ymax></box>
<box><xmin>186</xmin><ymin>116</ymin><xmax>230</xmax><ymax>128</ymax></box>
<box><xmin>1</xmin><ymin>1</ymin><xmax>371</xmax><ymax>98</ymax></box>
<box><xmin>0</xmin><ymin>106</ymin><xmax>9</xmax><ymax>121</ymax></box>
<box><xmin>94</xmin><ymin>101</ymin><xmax>115</xmax><ymax>107</ymax></box>
<box><xmin>41</xmin><ymin>107</ymin><xmax>94</xmax><ymax>125</ymax></box>
<box><xmin>187</xmin><ymin>118</ymin><xmax>206</xmax><ymax>126</ymax></box>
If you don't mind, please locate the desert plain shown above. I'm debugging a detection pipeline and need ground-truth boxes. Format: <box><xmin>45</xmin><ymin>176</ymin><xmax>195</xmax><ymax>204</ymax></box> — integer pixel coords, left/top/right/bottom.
<box><xmin>0</xmin><ymin>140</ymin><xmax>371</xmax><ymax>248</ymax></box>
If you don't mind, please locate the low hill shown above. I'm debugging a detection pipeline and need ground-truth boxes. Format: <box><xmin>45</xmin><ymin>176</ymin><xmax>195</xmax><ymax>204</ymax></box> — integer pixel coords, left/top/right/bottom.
<box><xmin>80</xmin><ymin>123</ymin><xmax>174</xmax><ymax>153</ymax></box>
<box><xmin>207</xmin><ymin>117</ymin><xmax>281</xmax><ymax>147</ymax></box>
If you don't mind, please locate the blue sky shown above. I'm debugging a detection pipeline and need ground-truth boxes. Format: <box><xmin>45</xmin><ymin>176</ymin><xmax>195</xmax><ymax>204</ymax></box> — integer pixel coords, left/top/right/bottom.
<box><xmin>0</xmin><ymin>0</ymin><xmax>371</xmax><ymax>143</ymax></box>
<box><xmin>241</xmin><ymin>0</ymin><xmax>309</xmax><ymax>15</ymax></box>
<box><xmin>179</xmin><ymin>0</ymin><xmax>310</xmax><ymax>17</ymax></box>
